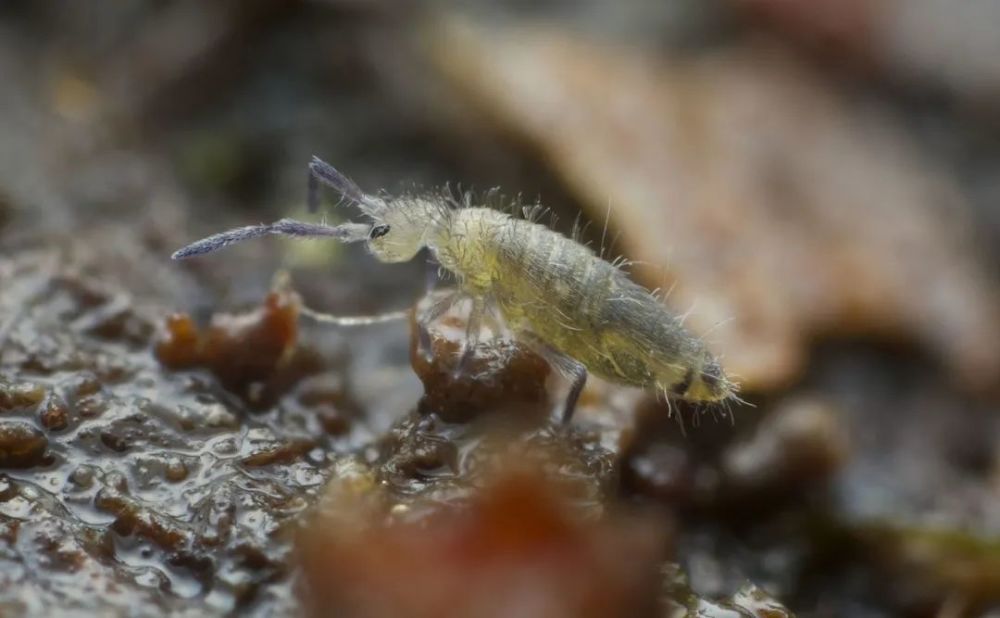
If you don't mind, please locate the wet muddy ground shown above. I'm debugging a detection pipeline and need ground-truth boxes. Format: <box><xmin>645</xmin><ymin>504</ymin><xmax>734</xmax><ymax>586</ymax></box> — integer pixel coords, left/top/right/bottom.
<box><xmin>1</xmin><ymin>2</ymin><xmax>999</xmax><ymax>617</ymax></box>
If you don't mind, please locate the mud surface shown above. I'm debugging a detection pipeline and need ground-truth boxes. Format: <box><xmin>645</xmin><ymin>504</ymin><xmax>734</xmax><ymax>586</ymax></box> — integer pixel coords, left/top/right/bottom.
<box><xmin>0</xmin><ymin>257</ymin><xmax>334</xmax><ymax>614</ymax></box>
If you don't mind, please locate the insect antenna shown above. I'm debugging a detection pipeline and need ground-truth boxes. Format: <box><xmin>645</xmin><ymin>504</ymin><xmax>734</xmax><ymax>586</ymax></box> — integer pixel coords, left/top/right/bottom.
<box><xmin>171</xmin><ymin>219</ymin><xmax>369</xmax><ymax>260</ymax></box>
<box><xmin>307</xmin><ymin>164</ymin><xmax>321</xmax><ymax>213</ymax></box>
<box><xmin>299</xmin><ymin>304</ymin><xmax>410</xmax><ymax>326</ymax></box>
<box><xmin>308</xmin><ymin>156</ymin><xmax>385</xmax><ymax>217</ymax></box>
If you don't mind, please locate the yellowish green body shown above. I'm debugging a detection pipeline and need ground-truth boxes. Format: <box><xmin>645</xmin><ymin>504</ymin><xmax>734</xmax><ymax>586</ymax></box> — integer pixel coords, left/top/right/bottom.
<box><xmin>432</xmin><ymin>208</ymin><xmax>729</xmax><ymax>402</ymax></box>
<box><xmin>172</xmin><ymin>158</ymin><xmax>734</xmax><ymax>410</ymax></box>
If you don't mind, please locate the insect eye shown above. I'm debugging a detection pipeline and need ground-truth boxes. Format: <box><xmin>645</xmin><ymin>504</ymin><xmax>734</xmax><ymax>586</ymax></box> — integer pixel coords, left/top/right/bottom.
<box><xmin>369</xmin><ymin>224</ymin><xmax>390</xmax><ymax>239</ymax></box>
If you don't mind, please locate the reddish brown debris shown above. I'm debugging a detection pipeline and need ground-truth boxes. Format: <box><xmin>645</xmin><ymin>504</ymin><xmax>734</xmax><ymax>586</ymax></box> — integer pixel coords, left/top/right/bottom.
<box><xmin>155</xmin><ymin>313</ymin><xmax>202</xmax><ymax>369</ymax></box>
<box><xmin>240</xmin><ymin>438</ymin><xmax>316</xmax><ymax>467</ymax></box>
<box><xmin>429</xmin><ymin>20</ymin><xmax>1000</xmax><ymax>395</ymax></box>
<box><xmin>38</xmin><ymin>393</ymin><xmax>70</xmax><ymax>431</ymax></box>
<box><xmin>721</xmin><ymin>396</ymin><xmax>849</xmax><ymax>499</ymax></box>
<box><xmin>95</xmin><ymin>488</ymin><xmax>190</xmax><ymax>553</ymax></box>
<box><xmin>298</xmin><ymin>467</ymin><xmax>668</xmax><ymax>618</ymax></box>
<box><xmin>736</xmin><ymin>0</ymin><xmax>1000</xmax><ymax>107</ymax></box>
<box><xmin>0</xmin><ymin>421</ymin><xmax>50</xmax><ymax>468</ymax></box>
<box><xmin>0</xmin><ymin>380</ymin><xmax>46</xmax><ymax>411</ymax></box>
<box><xmin>155</xmin><ymin>288</ymin><xmax>305</xmax><ymax>405</ymax></box>
<box><xmin>735</xmin><ymin>0</ymin><xmax>882</xmax><ymax>62</ymax></box>
<box><xmin>409</xmin><ymin>295</ymin><xmax>552</xmax><ymax>424</ymax></box>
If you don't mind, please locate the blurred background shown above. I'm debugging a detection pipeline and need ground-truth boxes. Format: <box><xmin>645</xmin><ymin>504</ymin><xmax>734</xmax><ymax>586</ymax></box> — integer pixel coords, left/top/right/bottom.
<box><xmin>0</xmin><ymin>1</ymin><xmax>998</xmax><ymax>617</ymax></box>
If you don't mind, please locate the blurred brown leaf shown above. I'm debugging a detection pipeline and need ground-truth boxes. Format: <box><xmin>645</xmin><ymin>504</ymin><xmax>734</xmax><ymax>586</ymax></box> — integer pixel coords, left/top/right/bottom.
<box><xmin>428</xmin><ymin>19</ymin><xmax>1000</xmax><ymax>394</ymax></box>
<box><xmin>298</xmin><ymin>464</ymin><xmax>668</xmax><ymax>618</ymax></box>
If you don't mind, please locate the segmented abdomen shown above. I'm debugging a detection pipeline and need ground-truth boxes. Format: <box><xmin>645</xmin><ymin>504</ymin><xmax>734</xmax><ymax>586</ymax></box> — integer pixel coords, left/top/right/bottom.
<box><xmin>496</xmin><ymin>218</ymin><xmax>613</xmax><ymax>328</ymax></box>
<box><xmin>442</xmin><ymin>208</ymin><xmax>708</xmax><ymax>392</ymax></box>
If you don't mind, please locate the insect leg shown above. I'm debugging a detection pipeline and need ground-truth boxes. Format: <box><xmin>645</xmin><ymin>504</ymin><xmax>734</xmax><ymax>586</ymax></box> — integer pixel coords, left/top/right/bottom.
<box><xmin>171</xmin><ymin>219</ymin><xmax>369</xmax><ymax>259</ymax></box>
<box><xmin>560</xmin><ymin>360</ymin><xmax>588</xmax><ymax>424</ymax></box>
<box><xmin>453</xmin><ymin>296</ymin><xmax>486</xmax><ymax>378</ymax></box>
<box><xmin>299</xmin><ymin>303</ymin><xmax>410</xmax><ymax>326</ymax></box>
<box><xmin>268</xmin><ymin>268</ymin><xmax>411</xmax><ymax>327</ymax></box>
<box><xmin>425</xmin><ymin>255</ymin><xmax>440</xmax><ymax>296</ymax></box>
<box><xmin>416</xmin><ymin>290</ymin><xmax>461</xmax><ymax>361</ymax></box>
<box><xmin>519</xmin><ymin>332</ymin><xmax>588</xmax><ymax>424</ymax></box>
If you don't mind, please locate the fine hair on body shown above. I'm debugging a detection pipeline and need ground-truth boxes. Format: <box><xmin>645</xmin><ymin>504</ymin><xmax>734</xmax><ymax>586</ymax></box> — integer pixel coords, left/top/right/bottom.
<box><xmin>172</xmin><ymin>157</ymin><xmax>740</xmax><ymax>423</ymax></box>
